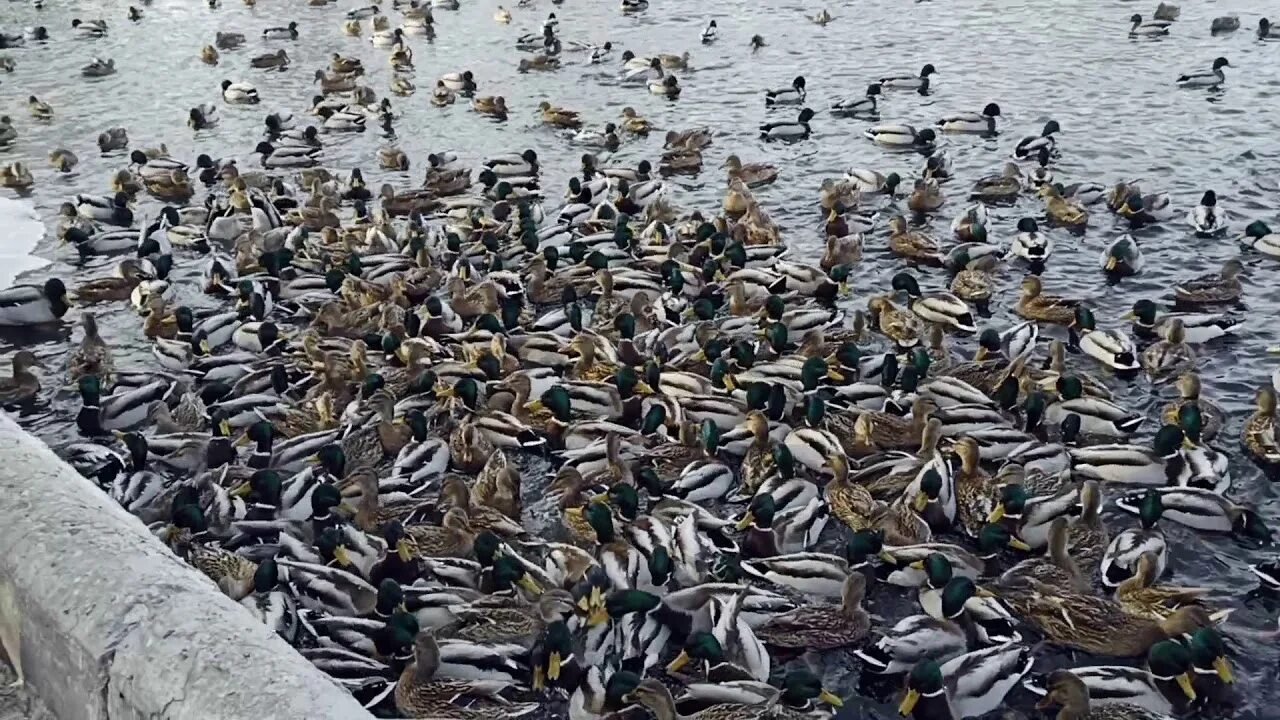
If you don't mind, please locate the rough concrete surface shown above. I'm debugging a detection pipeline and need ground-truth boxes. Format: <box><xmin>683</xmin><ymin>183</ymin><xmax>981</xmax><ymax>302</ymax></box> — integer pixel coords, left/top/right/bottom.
<box><xmin>0</xmin><ymin>413</ymin><xmax>372</xmax><ymax>720</ymax></box>
<box><xmin>0</xmin><ymin>661</ymin><xmax>54</xmax><ymax>720</ymax></box>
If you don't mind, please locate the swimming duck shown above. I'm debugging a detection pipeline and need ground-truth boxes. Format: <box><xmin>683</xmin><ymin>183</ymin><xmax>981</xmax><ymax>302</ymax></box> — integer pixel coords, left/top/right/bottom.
<box><xmin>763</xmin><ymin>76</ymin><xmax>806</xmax><ymax>106</ymax></box>
<box><xmin>1176</xmin><ymin>57</ymin><xmax>1229</xmax><ymax>88</ymax></box>
<box><xmin>82</xmin><ymin>58</ymin><xmax>117</xmax><ymax>77</ymax></box>
<box><xmin>1129</xmin><ymin>14</ymin><xmax>1171</xmax><ymax>37</ymax></box>
<box><xmin>1014</xmin><ymin>120</ymin><xmax>1060</xmax><ymax>160</ymax></box>
<box><xmin>1035</xmin><ymin>668</ymin><xmax>1172</xmax><ymax>720</ymax></box>
<box><xmin>1007</xmin><ymin>218</ymin><xmax>1051</xmax><ymax>264</ymax></box>
<box><xmin>891</xmin><ymin>272</ymin><xmax>976</xmax><ymax>334</ymax></box>
<box><xmin>1139</xmin><ymin>320</ymin><xmax>1194</xmax><ymax>378</ymax></box>
<box><xmin>72</xmin><ymin>18</ymin><xmax>108</xmax><ymax>38</ymax></box>
<box><xmin>887</xmin><ymin>215</ymin><xmax>943</xmax><ymax>265</ymax></box>
<box><xmin>221</xmin><ymin>80</ymin><xmax>260</xmax><ymax>104</ymax></box>
<box><xmin>1124</xmin><ymin>299</ymin><xmax>1241</xmax><ymax>344</ymax></box>
<box><xmin>262</xmin><ymin>21</ymin><xmax>299</xmax><ymax>40</ymax></box>
<box><xmin>1172</xmin><ymin>259</ymin><xmax>1243</xmax><ymax>305</ymax></box>
<box><xmin>472</xmin><ymin>95</ymin><xmax>509</xmax><ymax>120</ymax></box>
<box><xmin>1262</xmin><ymin>18</ymin><xmax>1280</xmax><ymax>39</ymax></box>
<box><xmin>0</xmin><ymin>278</ymin><xmax>70</xmax><ymax>326</ymax></box>
<box><xmin>864</xmin><ymin>125</ymin><xmax>937</xmax><ymax>150</ymax></box>
<box><xmin>1100</xmin><ymin>234</ymin><xmax>1143</xmax><ymax>275</ymax></box>
<box><xmin>880</xmin><ymin>63</ymin><xmax>937</xmax><ymax>92</ymax></box>
<box><xmin>538</xmin><ymin>101</ymin><xmax>582</xmax><ymax>129</ymax></box>
<box><xmin>724</xmin><ymin>155</ymin><xmax>778</xmax><ymax>188</ymax></box>
<box><xmin>250</xmin><ymin>49</ymin><xmax>289</xmax><ymax>69</ymax></box>
<box><xmin>0</xmin><ymin>162</ymin><xmax>32</xmax><ymax>188</ymax></box>
<box><xmin>1073</xmin><ymin>307</ymin><xmax>1139</xmax><ymax>373</ymax></box>
<box><xmin>1016</xmin><ymin>276</ymin><xmax>1078</xmax><ymax>325</ymax></box>
<box><xmin>831</xmin><ymin>83</ymin><xmax>881</xmax><ymax>115</ymax></box>
<box><xmin>759</xmin><ymin>108</ymin><xmax>814</xmax><ymax>141</ymax></box>
<box><xmin>897</xmin><ymin>644</ymin><xmax>1033</xmax><ymax>720</ymax></box>
<box><xmin>0</xmin><ymin>351</ymin><xmax>41</xmax><ymax>404</ymax></box>
<box><xmin>27</xmin><ymin>95</ymin><xmax>52</xmax><ymax>120</ymax></box>
<box><xmin>937</xmin><ymin>103</ymin><xmax>1001</xmax><ymax>134</ymax></box>
<box><xmin>908</xmin><ymin>178</ymin><xmax>945</xmax><ymax>213</ymax></box>
<box><xmin>1038</xmin><ymin>184</ymin><xmax>1088</xmax><ymax>227</ymax></box>
<box><xmin>1187</xmin><ymin>190</ymin><xmax>1226</xmax><ymax>236</ymax></box>
<box><xmin>969</xmin><ymin>163</ymin><xmax>1023</xmax><ymax>203</ymax></box>
<box><xmin>1242</xmin><ymin>386</ymin><xmax>1280</xmax><ymax>467</ymax></box>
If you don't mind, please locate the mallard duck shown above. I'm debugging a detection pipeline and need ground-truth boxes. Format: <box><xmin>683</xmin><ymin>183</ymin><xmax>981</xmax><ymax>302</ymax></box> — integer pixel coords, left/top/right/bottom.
<box><xmin>890</xmin><ymin>272</ymin><xmax>976</xmax><ymax>334</ymax></box>
<box><xmin>250</xmin><ymin>49</ymin><xmax>290</xmax><ymax>69</ymax></box>
<box><xmin>1241</xmin><ymin>386</ymin><xmax>1280</xmax><ymax>467</ymax></box>
<box><xmin>395</xmin><ymin>631</ymin><xmax>538</xmax><ymax>719</ymax></box>
<box><xmin>1072</xmin><ymin>307</ymin><xmax>1139</xmax><ymax>373</ymax></box>
<box><xmin>1187</xmin><ymin>190</ymin><xmax>1227</xmax><ymax>236</ymax></box>
<box><xmin>626</xmin><ymin>679</ymin><xmax>766</xmax><ymax>720</ymax></box>
<box><xmin>736</xmin><ymin>492</ymin><xmax>827</xmax><ymax>558</ymax></box>
<box><xmin>969</xmin><ymin>163</ymin><xmax>1023</xmax><ymax>203</ymax></box>
<box><xmin>754</xmin><ymin>573</ymin><xmax>869</xmax><ymax>649</ymax></box>
<box><xmin>1101</xmin><ymin>490</ymin><xmax>1168</xmax><ymax>588</ymax></box>
<box><xmin>1101</xmin><ymin>234</ymin><xmax>1144</xmax><ymax>275</ymax></box>
<box><xmin>888</xmin><ymin>215</ymin><xmax>943</xmax><ymax>265</ymax></box>
<box><xmin>472</xmin><ymin>95</ymin><xmax>509</xmax><ymax>119</ymax></box>
<box><xmin>0</xmin><ymin>351</ymin><xmax>41</xmax><ymax>404</ymax></box>
<box><xmin>724</xmin><ymin>155</ymin><xmax>778</xmax><ymax>188</ymax></box>
<box><xmin>0</xmin><ymin>278</ymin><xmax>70</xmax><ymax>326</ymax></box>
<box><xmin>864</xmin><ymin>125</ymin><xmax>937</xmax><ymax>150</ymax></box>
<box><xmin>221</xmin><ymin>79</ymin><xmax>260</xmax><ymax>103</ymax></box>
<box><xmin>1176</xmin><ymin>56</ymin><xmax>1229</xmax><ymax>88</ymax></box>
<box><xmin>1035</xmin><ymin>668</ymin><xmax>1173</xmax><ymax>720</ymax></box>
<box><xmin>908</xmin><ymin>178</ymin><xmax>945</xmax><ymax>213</ymax></box>
<box><xmin>1140</xmin><ymin>319</ymin><xmax>1194</xmax><ymax>378</ymax></box>
<box><xmin>27</xmin><ymin>95</ymin><xmax>52</xmax><ymax>120</ymax></box>
<box><xmin>759</xmin><ymin>108</ymin><xmax>814</xmax><ymax>141</ymax></box>
<box><xmin>868</xmin><ymin>295</ymin><xmax>923</xmax><ymax>347</ymax></box>
<box><xmin>1069</xmin><ymin>424</ymin><xmax>1185</xmax><ymax>487</ymax></box>
<box><xmin>897</xmin><ymin>644</ymin><xmax>1033</xmax><ymax>719</ymax></box>
<box><xmin>1159</xmin><ymin>374</ymin><xmax>1224</xmax><ymax>442</ymax></box>
<box><xmin>1047</xmin><ymin>377</ymin><xmax>1140</xmax><ymax>438</ymax></box>
<box><xmin>1026</xmin><ymin>640</ymin><xmax>1198</xmax><ymax>717</ymax></box>
<box><xmin>763</xmin><ymin>75</ymin><xmax>806</xmax><ymax>105</ymax></box>
<box><xmin>1173</xmin><ymin>259</ymin><xmax>1243</xmax><ymax>305</ymax></box>
<box><xmin>0</xmin><ymin>161</ymin><xmax>32</xmax><ymax>188</ymax></box>
<box><xmin>1039</xmin><ymin>183</ymin><xmax>1088</xmax><ymax>227</ymax></box>
<box><xmin>67</xmin><ymin>312</ymin><xmax>114</xmax><ymax>385</ymax></box>
<box><xmin>937</xmin><ymin>103</ymin><xmax>1001</xmax><ymax>134</ymax></box>
<box><xmin>830</xmin><ymin>83</ymin><xmax>882</xmax><ymax>115</ymax></box>
<box><xmin>201</xmin><ymin>44</ymin><xmax>219</xmax><ymax>64</ymax></box>
<box><xmin>1016</xmin><ymin>276</ymin><xmax>1078</xmax><ymax>325</ymax></box>
<box><xmin>1014</xmin><ymin>120</ymin><xmax>1060</xmax><ymax>159</ymax></box>
<box><xmin>879</xmin><ymin>63</ymin><xmax>937</xmax><ymax>92</ymax></box>
<box><xmin>538</xmin><ymin>100</ymin><xmax>582</xmax><ymax>129</ymax></box>
<box><xmin>1114</xmin><ymin>551</ymin><xmax>1211</xmax><ymax>622</ymax></box>
<box><xmin>1123</xmin><ymin>299</ymin><xmax>1242</xmax><ymax>344</ymax></box>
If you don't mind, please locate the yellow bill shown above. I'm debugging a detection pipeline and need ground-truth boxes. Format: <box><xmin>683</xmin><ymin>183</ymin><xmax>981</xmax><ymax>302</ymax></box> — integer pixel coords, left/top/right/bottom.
<box><xmin>666</xmin><ymin>649</ymin><xmax>692</xmax><ymax>673</ymax></box>
<box><xmin>898</xmin><ymin>688</ymin><xmax>920</xmax><ymax>716</ymax></box>
<box><xmin>735</xmin><ymin>511</ymin><xmax>755</xmax><ymax>531</ymax></box>
<box><xmin>1176</xmin><ymin>672</ymin><xmax>1197</xmax><ymax>700</ymax></box>
<box><xmin>1214</xmin><ymin>656</ymin><xmax>1234</xmax><ymax>684</ymax></box>
<box><xmin>548</xmin><ymin>651</ymin><xmax>562</xmax><ymax>680</ymax></box>
<box><xmin>819</xmin><ymin>689</ymin><xmax>843</xmax><ymax>708</ymax></box>
<box><xmin>987</xmin><ymin>504</ymin><xmax>1006</xmax><ymax>523</ymax></box>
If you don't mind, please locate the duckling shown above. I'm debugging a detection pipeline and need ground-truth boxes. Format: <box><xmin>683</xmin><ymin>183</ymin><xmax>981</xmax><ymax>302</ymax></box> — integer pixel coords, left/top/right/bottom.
<box><xmin>27</xmin><ymin>95</ymin><xmax>52</xmax><ymax>120</ymax></box>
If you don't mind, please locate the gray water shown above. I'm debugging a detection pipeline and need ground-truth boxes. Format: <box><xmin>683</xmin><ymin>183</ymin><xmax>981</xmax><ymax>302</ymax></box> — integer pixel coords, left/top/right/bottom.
<box><xmin>1</xmin><ymin>0</ymin><xmax>1279</xmax><ymax>717</ymax></box>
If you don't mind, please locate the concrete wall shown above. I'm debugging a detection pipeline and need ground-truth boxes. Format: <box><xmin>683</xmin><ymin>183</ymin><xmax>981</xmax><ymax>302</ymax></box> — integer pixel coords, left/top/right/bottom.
<box><xmin>0</xmin><ymin>413</ymin><xmax>373</xmax><ymax>720</ymax></box>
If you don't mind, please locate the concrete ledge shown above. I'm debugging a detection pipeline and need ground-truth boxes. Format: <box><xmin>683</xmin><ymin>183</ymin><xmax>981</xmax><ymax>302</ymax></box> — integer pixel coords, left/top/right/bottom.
<box><xmin>0</xmin><ymin>413</ymin><xmax>372</xmax><ymax>720</ymax></box>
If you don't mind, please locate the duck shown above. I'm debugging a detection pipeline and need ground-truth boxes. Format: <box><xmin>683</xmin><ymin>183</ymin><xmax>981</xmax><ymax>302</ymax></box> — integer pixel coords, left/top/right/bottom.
<box><xmin>1176</xmin><ymin>57</ymin><xmax>1229</xmax><ymax>88</ymax></box>
<box><xmin>221</xmin><ymin>80</ymin><xmax>260</xmax><ymax>104</ymax></box>
<box><xmin>0</xmin><ymin>351</ymin><xmax>41</xmax><ymax>404</ymax></box>
<box><xmin>864</xmin><ymin>125</ymin><xmax>937</xmax><ymax>150</ymax></box>
<box><xmin>763</xmin><ymin>76</ymin><xmax>806</xmax><ymax>106</ymax></box>
<box><xmin>1008</xmin><ymin>218</ymin><xmax>1051</xmax><ymax>265</ymax></box>
<box><xmin>887</xmin><ymin>215</ymin><xmax>943</xmax><ymax>266</ymax></box>
<box><xmin>1034</xmin><ymin>668</ymin><xmax>1175</xmax><ymax>720</ymax></box>
<box><xmin>1016</xmin><ymin>276</ymin><xmax>1078</xmax><ymax>325</ymax></box>
<box><xmin>472</xmin><ymin>95</ymin><xmax>509</xmax><ymax>120</ymax></box>
<box><xmin>1173</xmin><ymin>259</ymin><xmax>1243</xmax><ymax>305</ymax></box>
<box><xmin>395</xmin><ymin>631</ymin><xmax>539</xmax><ymax>719</ymax></box>
<box><xmin>1014</xmin><ymin>120</ymin><xmax>1060</xmax><ymax>159</ymax></box>
<box><xmin>831</xmin><ymin>83</ymin><xmax>881</xmax><ymax>115</ymax></box>
<box><xmin>1123</xmin><ymin>299</ymin><xmax>1241</xmax><ymax>344</ymax></box>
<box><xmin>1242</xmin><ymin>386</ymin><xmax>1280</xmax><ymax>468</ymax></box>
<box><xmin>1100</xmin><ymin>234</ymin><xmax>1143</xmax><ymax>275</ymax></box>
<box><xmin>1025</xmin><ymin>640</ymin><xmax>1199</xmax><ymax>717</ymax></box>
<box><xmin>969</xmin><ymin>163</ymin><xmax>1023</xmax><ymax>203</ymax></box>
<box><xmin>262</xmin><ymin>21</ymin><xmax>299</xmax><ymax>40</ymax></box>
<box><xmin>1073</xmin><ymin>307</ymin><xmax>1139</xmax><ymax>373</ymax></box>
<box><xmin>1262</xmin><ymin>17</ymin><xmax>1280</xmax><ymax>39</ymax></box>
<box><xmin>1069</xmin><ymin>425</ymin><xmax>1185</xmax><ymax>488</ymax></box>
<box><xmin>1139</xmin><ymin>320</ymin><xmax>1194</xmax><ymax>378</ymax></box>
<box><xmin>1187</xmin><ymin>190</ymin><xmax>1227</xmax><ymax>236</ymax></box>
<box><xmin>897</xmin><ymin>644</ymin><xmax>1033</xmax><ymax>719</ymax></box>
<box><xmin>0</xmin><ymin>162</ymin><xmax>33</xmax><ymax>188</ymax></box>
<box><xmin>1114</xmin><ymin>487</ymin><xmax>1270</xmax><ymax>540</ymax></box>
<box><xmin>250</xmin><ymin>49</ymin><xmax>290</xmax><ymax>69</ymax></box>
<box><xmin>1129</xmin><ymin>13</ymin><xmax>1172</xmax><ymax>37</ymax></box>
<box><xmin>759</xmin><ymin>108</ymin><xmax>814</xmax><ymax>141</ymax></box>
<box><xmin>936</xmin><ymin>103</ymin><xmax>1001</xmax><ymax>134</ymax></box>
<box><xmin>27</xmin><ymin>95</ymin><xmax>53</xmax><ymax>120</ymax></box>
<box><xmin>890</xmin><ymin>272</ymin><xmax>976</xmax><ymax>334</ymax></box>
<box><xmin>82</xmin><ymin>58</ymin><xmax>117</xmax><ymax>77</ymax></box>
<box><xmin>908</xmin><ymin>179</ymin><xmax>945</xmax><ymax>213</ymax></box>
<box><xmin>1039</xmin><ymin>184</ymin><xmax>1088</xmax><ymax>227</ymax></box>
<box><xmin>723</xmin><ymin>155</ymin><xmax>778</xmax><ymax>188</ymax></box>
<box><xmin>880</xmin><ymin>64</ymin><xmax>937</xmax><ymax>92</ymax></box>
<box><xmin>754</xmin><ymin>573</ymin><xmax>869</xmax><ymax>650</ymax></box>
<box><xmin>1046</xmin><ymin>376</ymin><xmax>1142</xmax><ymax>438</ymax></box>
<box><xmin>0</xmin><ymin>278</ymin><xmax>71</xmax><ymax>326</ymax></box>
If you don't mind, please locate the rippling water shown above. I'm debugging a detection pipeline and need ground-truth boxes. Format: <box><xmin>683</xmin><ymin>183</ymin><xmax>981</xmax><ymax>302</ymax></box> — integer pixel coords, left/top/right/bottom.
<box><xmin>2</xmin><ymin>0</ymin><xmax>1280</xmax><ymax>717</ymax></box>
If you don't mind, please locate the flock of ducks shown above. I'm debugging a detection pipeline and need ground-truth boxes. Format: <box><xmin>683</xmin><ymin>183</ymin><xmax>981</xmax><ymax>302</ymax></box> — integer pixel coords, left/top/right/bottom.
<box><xmin>2</xmin><ymin>1</ymin><xmax>1280</xmax><ymax>720</ymax></box>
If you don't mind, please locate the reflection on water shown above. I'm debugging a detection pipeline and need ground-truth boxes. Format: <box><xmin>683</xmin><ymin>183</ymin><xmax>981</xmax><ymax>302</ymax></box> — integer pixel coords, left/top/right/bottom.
<box><xmin>1</xmin><ymin>0</ymin><xmax>1279</xmax><ymax>717</ymax></box>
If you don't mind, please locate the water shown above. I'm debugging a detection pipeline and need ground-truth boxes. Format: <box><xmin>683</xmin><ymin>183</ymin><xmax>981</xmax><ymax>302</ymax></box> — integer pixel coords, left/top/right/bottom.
<box><xmin>1</xmin><ymin>0</ymin><xmax>1279</xmax><ymax>717</ymax></box>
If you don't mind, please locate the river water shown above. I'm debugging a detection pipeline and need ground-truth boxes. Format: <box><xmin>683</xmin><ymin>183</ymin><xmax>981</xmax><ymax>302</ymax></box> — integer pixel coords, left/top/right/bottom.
<box><xmin>1</xmin><ymin>0</ymin><xmax>1278</xmax><ymax>718</ymax></box>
